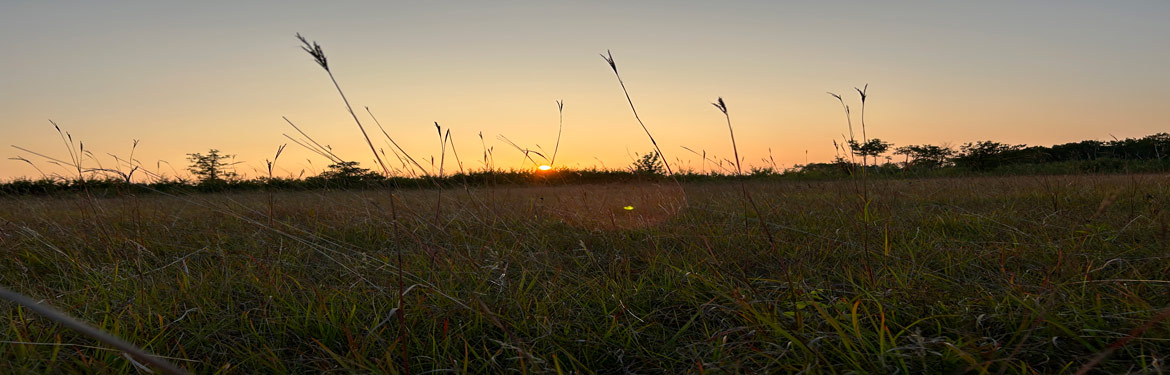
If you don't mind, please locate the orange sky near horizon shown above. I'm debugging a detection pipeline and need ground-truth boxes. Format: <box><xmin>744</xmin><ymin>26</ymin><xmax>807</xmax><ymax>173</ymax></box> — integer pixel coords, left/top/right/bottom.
<box><xmin>3</xmin><ymin>1</ymin><xmax>1168</xmax><ymax>181</ymax></box>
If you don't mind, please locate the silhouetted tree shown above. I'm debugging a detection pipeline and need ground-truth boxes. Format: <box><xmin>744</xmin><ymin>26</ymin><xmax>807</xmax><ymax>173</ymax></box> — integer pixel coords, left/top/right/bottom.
<box><xmin>894</xmin><ymin>144</ymin><xmax>955</xmax><ymax>169</ymax></box>
<box><xmin>631</xmin><ymin>151</ymin><xmax>665</xmax><ymax>176</ymax></box>
<box><xmin>953</xmin><ymin>141</ymin><xmax>1025</xmax><ymax>171</ymax></box>
<box><xmin>187</xmin><ymin>149</ymin><xmax>239</xmax><ymax>184</ymax></box>
<box><xmin>1049</xmin><ymin>140</ymin><xmax>1105</xmax><ymax>161</ymax></box>
<box><xmin>848</xmin><ymin>138</ymin><xmax>893</xmax><ymax>166</ymax></box>
<box><xmin>1106</xmin><ymin>133</ymin><xmax>1170</xmax><ymax>160</ymax></box>
<box><xmin>307</xmin><ymin>161</ymin><xmax>384</xmax><ymax>188</ymax></box>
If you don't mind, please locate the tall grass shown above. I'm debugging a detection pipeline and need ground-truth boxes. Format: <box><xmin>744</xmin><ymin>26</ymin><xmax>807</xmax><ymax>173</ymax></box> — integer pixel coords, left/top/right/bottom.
<box><xmin>551</xmin><ymin>100</ymin><xmax>565</xmax><ymax>167</ymax></box>
<box><xmin>367</xmin><ymin>107</ymin><xmax>429</xmax><ymax>178</ymax></box>
<box><xmin>829</xmin><ymin>86</ymin><xmax>877</xmax><ymax>283</ymax></box>
<box><xmin>712</xmin><ymin>97</ymin><xmax>776</xmax><ymax>248</ymax></box>
<box><xmin>600</xmin><ymin>50</ymin><xmax>673</xmax><ymax>176</ymax></box>
<box><xmin>0</xmin><ymin>286</ymin><xmax>189</xmax><ymax>375</ymax></box>
<box><xmin>2</xmin><ymin>175</ymin><xmax>1167</xmax><ymax>373</ymax></box>
<box><xmin>296</xmin><ymin>33</ymin><xmax>390</xmax><ymax>176</ymax></box>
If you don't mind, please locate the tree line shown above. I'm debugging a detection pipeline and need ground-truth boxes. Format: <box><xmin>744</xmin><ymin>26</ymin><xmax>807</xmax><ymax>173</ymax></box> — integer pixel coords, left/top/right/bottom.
<box><xmin>801</xmin><ymin>132</ymin><xmax>1169</xmax><ymax>175</ymax></box>
<box><xmin>2</xmin><ymin>133</ymin><xmax>1166</xmax><ymax>195</ymax></box>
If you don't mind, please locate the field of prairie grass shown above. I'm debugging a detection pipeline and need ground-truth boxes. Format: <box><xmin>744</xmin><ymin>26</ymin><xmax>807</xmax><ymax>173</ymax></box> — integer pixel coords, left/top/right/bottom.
<box><xmin>1</xmin><ymin>174</ymin><xmax>1168</xmax><ymax>374</ymax></box>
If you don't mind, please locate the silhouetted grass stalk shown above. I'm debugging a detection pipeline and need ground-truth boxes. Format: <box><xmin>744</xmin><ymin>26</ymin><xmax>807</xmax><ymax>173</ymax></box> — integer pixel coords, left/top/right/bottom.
<box><xmin>854</xmin><ymin>85</ymin><xmax>872</xmax><ymax>208</ymax></box>
<box><xmin>282</xmin><ymin>116</ymin><xmax>344</xmax><ymax>164</ymax></box>
<box><xmin>51</xmin><ymin>120</ymin><xmax>84</xmax><ymax>181</ymax></box>
<box><xmin>680</xmin><ymin>146</ymin><xmax>734</xmax><ymax>175</ymax></box>
<box><xmin>435</xmin><ymin>122</ymin><xmax>447</xmax><ymax>226</ymax></box>
<box><xmin>8</xmin><ymin>156</ymin><xmax>48</xmax><ymax>179</ymax></box>
<box><xmin>828</xmin><ymin>86</ymin><xmax>877</xmax><ymax>285</ymax></box>
<box><xmin>497</xmin><ymin>135</ymin><xmax>547</xmax><ymax>168</ymax></box>
<box><xmin>827</xmin><ymin>93</ymin><xmax>858</xmax><ymax>169</ymax></box>
<box><xmin>367</xmin><ymin>107</ymin><xmax>429</xmax><ymax>177</ymax></box>
<box><xmin>446</xmin><ymin>130</ymin><xmax>465</xmax><ymax>176</ymax></box>
<box><xmin>264</xmin><ymin>144</ymin><xmax>286</xmax><ymax>227</ymax></box>
<box><xmin>600</xmin><ymin>50</ymin><xmax>673</xmax><ymax>175</ymax></box>
<box><xmin>551</xmin><ymin>100</ymin><xmax>564</xmax><ymax>167</ymax></box>
<box><xmin>296</xmin><ymin>33</ymin><xmax>390</xmax><ymax>176</ymax></box>
<box><xmin>713</xmin><ymin>97</ymin><xmax>776</xmax><ymax>248</ymax></box>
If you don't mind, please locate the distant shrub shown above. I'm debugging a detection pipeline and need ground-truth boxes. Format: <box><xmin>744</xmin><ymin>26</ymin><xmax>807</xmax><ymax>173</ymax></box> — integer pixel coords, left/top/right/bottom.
<box><xmin>631</xmin><ymin>151</ymin><xmax>665</xmax><ymax>176</ymax></box>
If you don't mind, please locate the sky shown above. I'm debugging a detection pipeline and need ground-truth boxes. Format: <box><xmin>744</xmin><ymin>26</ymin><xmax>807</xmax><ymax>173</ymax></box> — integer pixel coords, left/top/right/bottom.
<box><xmin>2</xmin><ymin>1</ymin><xmax>1168</xmax><ymax>180</ymax></box>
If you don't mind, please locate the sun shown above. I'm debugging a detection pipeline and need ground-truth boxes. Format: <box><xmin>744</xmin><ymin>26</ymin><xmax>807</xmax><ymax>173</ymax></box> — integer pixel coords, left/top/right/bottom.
<box><xmin>537</xmin><ymin>165</ymin><xmax>552</xmax><ymax>171</ymax></box>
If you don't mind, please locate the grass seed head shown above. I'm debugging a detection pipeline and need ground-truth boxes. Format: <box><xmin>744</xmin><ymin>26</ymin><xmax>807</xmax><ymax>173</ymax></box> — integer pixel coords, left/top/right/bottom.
<box><xmin>712</xmin><ymin>97</ymin><xmax>728</xmax><ymax>115</ymax></box>
<box><xmin>296</xmin><ymin>33</ymin><xmax>329</xmax><ymax>71</ymax></box>
<box><xmin>601</xmin><ymin>50</ymin><xmax>617</xmax><ymax>72</ymax></box>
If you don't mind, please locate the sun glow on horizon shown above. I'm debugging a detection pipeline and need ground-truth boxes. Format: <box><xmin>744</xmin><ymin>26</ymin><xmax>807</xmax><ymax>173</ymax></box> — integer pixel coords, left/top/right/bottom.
<box><xmin>0</xmin><ymin>3</ymin><xmax>1167</xmax><ymax>181</ymax></box>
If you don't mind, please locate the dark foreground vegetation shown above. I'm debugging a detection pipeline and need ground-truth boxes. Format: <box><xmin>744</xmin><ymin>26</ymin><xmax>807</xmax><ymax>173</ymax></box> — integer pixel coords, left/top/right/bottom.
<box><xmin>1</xmin><ymin>174</ymin><xmax>1168</xmax><ymax>373</ymax></box>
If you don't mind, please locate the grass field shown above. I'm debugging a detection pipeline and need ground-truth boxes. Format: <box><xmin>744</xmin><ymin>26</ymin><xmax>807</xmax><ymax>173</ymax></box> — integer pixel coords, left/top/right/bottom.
<box><xmin>1</xmin><ymin>174</ymin><xmax>1168</xmax><ymax>374</ymax></box>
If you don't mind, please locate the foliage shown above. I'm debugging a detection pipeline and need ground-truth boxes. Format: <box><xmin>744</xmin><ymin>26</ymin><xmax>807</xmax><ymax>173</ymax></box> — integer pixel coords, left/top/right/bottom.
<box><xmin>1106</xmin><ymin>132</ymin><xmax>1170</xmax><ymax>160</ymax></box>
<box><xmin>186</xmin><ymin>149</ymin><xmax>239</xmax><ymax>184</ymax></box>
<box><xmin>952</xmin><ymin>141</ymin><xmax>1026</xmax><ymax>171</ymax></box>
<box><xmin>894</xmin><ymin>144</ymin><xmax>955</xmax><ymax>169</ymax></box>
<box><xmin>749</xmin><ymin>165</ymin><xmax>777</xmax><ymax>177</ymax></box>
<box><xmin>630</xmin><ymin>150</ymin><xmax>665</xmax><ymax>176</ymax></box>
<box><xmin>0</xmin><ymin>178</ymin><xmax>64</xmax><ymax>195</ymax></box>
<box><xmin>306</xmin><ymin>161</ymin><xmax>385</xmax><ymax>188</ymax></box>
<box><xmin>847</xmin><ymin>138</ymin><xmax>893</xmax><ymax>165</ymax></box>
<box><xmin>1</xmin><ymin>176</ymin><xmax>1167</xmax><ymax>373</ymax></box>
